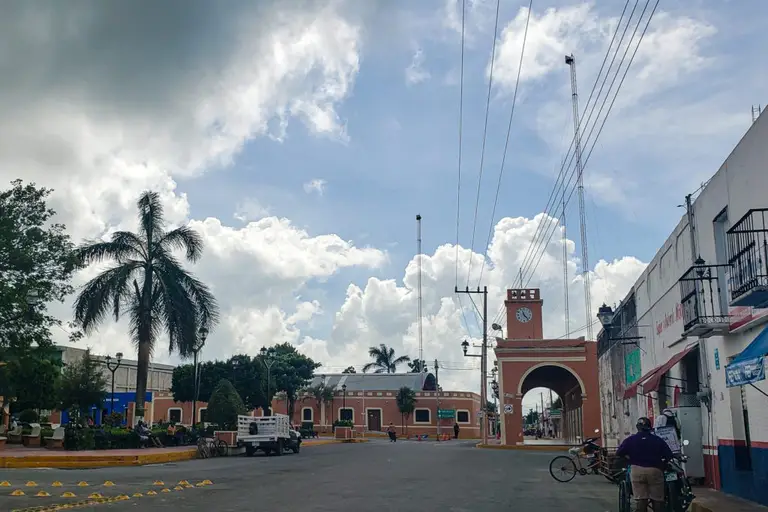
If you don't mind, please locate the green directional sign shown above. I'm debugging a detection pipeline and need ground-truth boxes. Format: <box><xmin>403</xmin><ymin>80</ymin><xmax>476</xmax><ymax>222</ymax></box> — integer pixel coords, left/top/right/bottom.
<box><xmin>438</xmin><ymin>409</ymin><xmax>455</xmax><ymax>419</ymax></box>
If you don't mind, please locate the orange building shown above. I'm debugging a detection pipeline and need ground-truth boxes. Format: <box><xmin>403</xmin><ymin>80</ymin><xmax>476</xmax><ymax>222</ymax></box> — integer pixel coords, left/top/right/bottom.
<box><xmin>272</xmin><ymin>373</ymin><xmax>481</xmax><ymax>438</ymax></box>
<box><xmin>494</xmin><ymin>288</ymin><xmax>600</xmax><ymax>445</ymax></box>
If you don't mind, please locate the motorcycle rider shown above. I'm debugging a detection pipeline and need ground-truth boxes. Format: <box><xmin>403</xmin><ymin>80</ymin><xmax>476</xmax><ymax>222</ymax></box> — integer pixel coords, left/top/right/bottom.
<box><xmin>616</xmin><ymin>417</ymin><xmax>674</xmax><ymax>512</ymax></box>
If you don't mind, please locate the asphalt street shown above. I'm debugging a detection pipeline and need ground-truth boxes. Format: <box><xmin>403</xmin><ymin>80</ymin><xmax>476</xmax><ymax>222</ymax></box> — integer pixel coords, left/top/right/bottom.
<box><xmin>1</xmin><ymin>440</ymin><xmax>619</xmax><ymax>511</ymax></box>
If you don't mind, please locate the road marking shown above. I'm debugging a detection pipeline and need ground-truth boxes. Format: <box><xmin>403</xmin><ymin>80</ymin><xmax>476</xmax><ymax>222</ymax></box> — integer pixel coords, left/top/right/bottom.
<box><xmin>0</xmin><ymin>481</ymin><xmax>10</xmax><ymax>486</ymax></box>
<box><xmin>52</xmin><ymin>481</ymin><xmax>63</xmax><ymax>487</ymax></box>
<box><xmin>76</xmin><ymin>482</ymin><xmax>88</xmax><ymax>487</ymax></box>
<box><xmin>25</xmin><ymin>481</ymin><xmax>37</xmax><ymax>487</ymax></box>
<box><xmin>103</xmin><ymin>481</ymin><xmax>115</xmax><ymax>487</ymax></box>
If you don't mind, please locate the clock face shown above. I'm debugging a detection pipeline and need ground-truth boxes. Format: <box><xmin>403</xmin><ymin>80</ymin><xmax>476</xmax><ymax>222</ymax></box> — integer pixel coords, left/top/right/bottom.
<box><xmin>516</xmin><ymin>307</ymin><xmax>533</xmax><ymax>323</ymax></box>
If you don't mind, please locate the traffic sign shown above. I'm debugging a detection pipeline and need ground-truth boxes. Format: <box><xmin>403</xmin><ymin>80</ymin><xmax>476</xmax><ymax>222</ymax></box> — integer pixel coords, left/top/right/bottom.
<box><xmin>438</xmin><ymin>409</ymin><xmax>456</xmax><ymax>419</ymax></box>
<box><xmin>503</xmin><ymin>404</ymin><xmax>513</xmax><ymax>414</ymax></box>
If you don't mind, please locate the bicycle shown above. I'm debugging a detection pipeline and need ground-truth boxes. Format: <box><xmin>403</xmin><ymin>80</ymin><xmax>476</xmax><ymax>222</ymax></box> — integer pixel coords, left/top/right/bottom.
<box><xmin>209</xmin><ymin>438</ymin><xmax>228</xmax><ymax>457</ymax></box>
<box><xmin>549</xmin><ymin>445</ymin><xmax>600</xmax><ymax>482</ymax></box>
<box><xmin>197</xmin><ymin>437</ymin><xmax>210</xmax><ymax>459</ymax></box>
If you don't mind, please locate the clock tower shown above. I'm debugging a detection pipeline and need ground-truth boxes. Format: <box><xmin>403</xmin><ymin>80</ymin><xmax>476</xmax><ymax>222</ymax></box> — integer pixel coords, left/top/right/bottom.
<box><xmin>505</xmin><ymin>288</ymin><xmax>544</xmax><ymax>340</ymax></box>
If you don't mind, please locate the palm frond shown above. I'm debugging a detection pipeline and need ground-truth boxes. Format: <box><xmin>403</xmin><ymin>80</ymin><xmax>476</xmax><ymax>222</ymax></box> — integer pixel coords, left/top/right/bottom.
<box><xmin>74</xmin><ymin>264</ymin><xmax>138</xmax><ymax>333</ymax></box>
<box><xmin>392</xmin><ymin>355</ymin><xmax>411</xmax><ymax>366</ymax></box>
<box><xmin>362</xmin><ymin>362</ymin><xmax>377</xmax><ymax>373</ymax></box>
<box><xmin>137</xmin><ymin>191</ymin><xmax>166</xmax><ymax>245</ymax></box>
<box><xmin>154</xmin><ymin>254</ymin><xmax>219</xmax><ymax>329</ymax></box>
<box><xmin>157</xmin><ymin>225</ymin><xmax>205</xmax><ymax>262</ymax></box>
<box><xmin>152</xmin><ymin>265</ymin><xmax>199</xmax><ymax>357</ymax></box>
<box><xmin>110</xmin><ymin>231</ymin><xmax>148</xmax><ymax>260</ymax></box>
<box><xmin>74</xmin><ymin>240</ymin><xmax>141</xmax><ymax>266</ymax></box>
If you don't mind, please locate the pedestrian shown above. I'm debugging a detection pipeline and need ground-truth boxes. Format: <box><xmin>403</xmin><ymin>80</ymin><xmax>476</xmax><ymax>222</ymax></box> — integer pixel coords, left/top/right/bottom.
<box><xmin>616</xmin><ymin>417</ymin><xmax>673</xmax><ymax>512</ymax></box>
<box><xmin>386</xmin><ymin>423</ymin><xmax>397</xmax><ymax>442</ymax></box>
<box><xmin>453</xmin><ymin>422</ymin><xmax>460</xmax><ymax>439</ymax></box>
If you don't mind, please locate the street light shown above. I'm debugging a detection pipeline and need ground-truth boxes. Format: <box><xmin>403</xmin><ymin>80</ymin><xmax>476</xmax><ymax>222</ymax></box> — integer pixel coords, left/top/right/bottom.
<box><xmin>596</xmin><ymin>304</ymin><xmax>644</xmax><ymax>346</ymax></box>
<box><xmin>104</xmin><ymin>352</ymin><xmax>123</xmax><ymax>415</ymax></box>
<box><xmin>461</xmin><ymin>339</ymin><xmax>469</xmax><ymax>356</ymax></box>
<box><xmin>192</xmin><ymin>326</ymin><xmax>208</xmax><ymax>427</ymax></box>
<box><xmin>259</xmin><ymin>347</ymin><xmax>276</xmax><ymax>416</ymax></box>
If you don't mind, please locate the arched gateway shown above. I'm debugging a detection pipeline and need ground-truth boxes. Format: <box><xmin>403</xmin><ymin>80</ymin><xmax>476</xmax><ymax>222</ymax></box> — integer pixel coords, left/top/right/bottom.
<box><xmin>494</xmin><ymin>289</ymin><xmax>600</xmax><ymax>445</ymax></box>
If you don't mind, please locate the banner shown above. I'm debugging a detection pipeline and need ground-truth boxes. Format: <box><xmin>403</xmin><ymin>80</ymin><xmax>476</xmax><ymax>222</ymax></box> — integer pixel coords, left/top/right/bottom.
<box><xmin>725</xmin><ymin>356</ymin><xmax>766</xmax><ymax>387</ymax></box>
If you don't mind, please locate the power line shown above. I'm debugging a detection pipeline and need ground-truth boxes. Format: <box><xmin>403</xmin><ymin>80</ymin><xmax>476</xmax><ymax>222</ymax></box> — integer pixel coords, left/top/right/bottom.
<box><xmin>465</xmin><ymin>0</ymin><xmax>502</xmax><ymax>287</ymax></box>
<box><xmin>476</xmin><ymin>0</ymin><xmax>535</xmax><ymax>288</ymax></box>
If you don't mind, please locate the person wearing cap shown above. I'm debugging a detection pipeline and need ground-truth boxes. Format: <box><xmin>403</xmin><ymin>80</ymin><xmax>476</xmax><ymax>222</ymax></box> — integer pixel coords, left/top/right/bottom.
<box><xmin>616</xmin><ymin>417</ymin><xmax>674</xmax><ymax>512</ymax></box>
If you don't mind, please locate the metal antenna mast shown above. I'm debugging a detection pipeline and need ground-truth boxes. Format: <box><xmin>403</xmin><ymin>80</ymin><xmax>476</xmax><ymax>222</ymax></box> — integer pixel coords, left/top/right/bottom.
<box><xmin>561</xmin><ymin>194</ymin><xmax>570</xmax><ymax>337</ymax></box>
<box><xmin>416</xmin><ymin>214</ymin><xmax>424</xmax><ymax>382</ymax></box>
<box><xmin>753</xmin><ymin>105</ymin><xmax>762</xmax><ymax>123</ymax></box>
<box><xmin>565</xmin><ymin>54</ymin><xmax>593</xmax><ymax>340</ymax></box>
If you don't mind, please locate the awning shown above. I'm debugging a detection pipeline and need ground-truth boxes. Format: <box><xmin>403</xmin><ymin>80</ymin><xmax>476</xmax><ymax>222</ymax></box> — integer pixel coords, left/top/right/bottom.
<box><xmin>621</xmin><ymin>343</ymin><xmax>698</xmax><ymax>400</ymax></box>
<box><xmin>725</xmin><ymin>325</ymin><xmax>768</xmax><ymax>387</ymax></box>
<box><xmin>642</xmin><ymin>343</ymin><xmax>699</xmax><ymax>393</ymax></box>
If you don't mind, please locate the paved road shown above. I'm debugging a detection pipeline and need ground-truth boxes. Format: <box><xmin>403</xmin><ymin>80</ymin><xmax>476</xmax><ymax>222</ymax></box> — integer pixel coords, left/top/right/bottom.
<box><xmin>2</xmin><ymin>440</ymin><xmax>618</xmax><ymax>511</ymax></box>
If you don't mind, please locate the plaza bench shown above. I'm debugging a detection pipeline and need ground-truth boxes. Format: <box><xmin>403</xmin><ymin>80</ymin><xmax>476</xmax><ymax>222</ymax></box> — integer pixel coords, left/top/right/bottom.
<box><xmin>45</xmin><ymin>427</ymin><xmax>65</xmax><ymax>450</ymax></box>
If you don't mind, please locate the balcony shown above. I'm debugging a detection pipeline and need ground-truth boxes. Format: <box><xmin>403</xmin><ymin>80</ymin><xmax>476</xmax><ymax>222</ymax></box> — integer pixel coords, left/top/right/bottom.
<box><xmin>679</xmin><ymin>261</ymin><xmax>730</xmax><ymax>338</ymax></box>
<box><xmin>728</xmin><ymin>208</ymin><xmax>768</xmax><ymax>308</ymax></box>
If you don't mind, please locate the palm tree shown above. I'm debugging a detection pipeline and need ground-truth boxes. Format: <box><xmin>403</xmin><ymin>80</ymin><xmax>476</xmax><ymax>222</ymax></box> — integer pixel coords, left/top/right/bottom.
<box><xmin>73</xmin><ymin>191</ymin><xmax>218</xmax><ymax>420</ymax></box>
<box><xmin>304</xmin><ymin>383</ymin><xmax>334</xmax><ymax>427</ymax></box>
<box><xmin>362</xmin><ymin>344</ymin><xmax>411</xmax><ymax>373</ymax></box>
<box><xmin>396</xmin><ymin>386</ymin><xmax>416</xmax><ymax>435</ymax></box>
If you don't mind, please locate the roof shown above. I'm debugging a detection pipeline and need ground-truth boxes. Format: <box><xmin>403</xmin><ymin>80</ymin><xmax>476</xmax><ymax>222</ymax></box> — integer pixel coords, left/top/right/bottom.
<box><xmin>308</xmin><ymin>372</ymin><xmax>436</xmax><ymax>392</ymax></box>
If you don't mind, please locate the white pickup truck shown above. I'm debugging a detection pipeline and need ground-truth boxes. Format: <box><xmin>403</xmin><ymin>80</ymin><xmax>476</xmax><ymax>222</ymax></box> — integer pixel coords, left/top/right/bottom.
<box><xmin>237</xmin><ymin>414</ymin><xmax>302</xmax><ymax>456</ymax></box>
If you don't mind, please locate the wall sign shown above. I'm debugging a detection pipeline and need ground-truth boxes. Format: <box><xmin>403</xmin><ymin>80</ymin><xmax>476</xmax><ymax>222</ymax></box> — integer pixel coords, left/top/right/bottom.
<box><xmin>714</xmin><ymin>348</ymin><xmax>720</xmax><ymax>371</ymax></box>
<box><xmin>625</xmin><ymin>349</ymin><xmax>642</xmax><ymax>385</ymax></box>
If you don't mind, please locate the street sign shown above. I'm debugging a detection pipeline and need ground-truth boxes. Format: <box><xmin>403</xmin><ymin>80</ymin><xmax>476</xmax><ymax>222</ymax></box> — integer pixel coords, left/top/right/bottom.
<box><xmin>549</xmin><ymin>408</ymin><xmax>562</xmax><ymax>419</ymax></box>
<box><xmin>477</xmin><ymin>410</ymin><xmax>485</xmax><ymax>418</ymax></box>
<box><xmin>437</xmin><ymin>409</ymin><xmax>455</xmax><ymax>419</ymax></box>
<box><xmin>503</xmin><ymin>404</ymin><xmax>513</xmax><ymax>415</ymax></box>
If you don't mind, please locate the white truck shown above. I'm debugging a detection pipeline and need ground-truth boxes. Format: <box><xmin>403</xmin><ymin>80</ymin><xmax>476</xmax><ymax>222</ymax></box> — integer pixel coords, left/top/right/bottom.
<box><xmin>237</xmin><ymin>414</ymin><xmax>301</xmax><ymax>456</ymax></box>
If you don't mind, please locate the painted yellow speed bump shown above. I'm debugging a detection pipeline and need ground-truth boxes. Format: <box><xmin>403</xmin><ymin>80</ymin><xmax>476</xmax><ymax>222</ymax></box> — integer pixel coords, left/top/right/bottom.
<box><xmin>0</xmin><ymin>481</ymin><xmax>10</xmax><ymax>486</ymax></box>
<box><xmin>173</xmin><ymin>485</ymin><xmax>183</xmax><ymax>491</ymax></box>
<box><xmin>62</xmin><ymin>491</ymin><xmax>77</xmax><ymax>498</ymax></box>
<box><xmin>10</xmin><ymin>489</ymin><xmax>25</xmax><ymax>496</ymax></box>
<box><xmin>146</xmin><ymin>490</ymin><xmax>158</xmax><ymax>496</ymax></box>
<box><xmin>153</xmin><ymin>480</ymin><xmax>164</xmax><ymax>486</ymax></box>
<box><xmin>52</xmin><ymin>481</ymin><xmax>63</xmax><ymax>487</ymax></box>
<box><xmin>36</xmin><ymin>490</ymin><xmax>51</xmax><ymax>497</ymax></box>
<box><xmin>25</xmin><ymin>481</ymin><xmax>38</xmax><ymax>487</ymax></box>
<box><xmin>77</xmin><ymin>481</ymin><xmax>89</xmax><ymax>487</ymax></box>
<box><xmin>103</xmin><ymin>481</ymin><xmax>115</xmax><ymax>487</ymax></box>
<box><xmin>88</xmin><ymin>492</ymin><xmax>103</xmax><ymax>499</ymax></box>
<box><xmin>116</xmin><ymin>494</ymin><xmax>130</xmax><ymax>501</ymax></box>
<box><xmin>132</xmin><ymin>492</ymin><xmax>143</xmax><ymax>497</ymax></box>
<box><xmin>161</xmin><ymin>488</ymin><xmax>171</xmax><ymax>493</ymax></box>
<box><xmin>201</xmin><ymin>479</ymin><xmax>213</xmax><ymax>485</ymax></box>
<box><xmin>178</xmin><ymin>480</ymin><xmax>190</xmax><ymax>486</ymax></box>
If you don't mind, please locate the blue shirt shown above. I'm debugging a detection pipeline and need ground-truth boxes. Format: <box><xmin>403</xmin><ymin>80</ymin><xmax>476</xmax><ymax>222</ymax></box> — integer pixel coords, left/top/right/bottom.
<box><xmin>616</xmin><ymin>431</ymin><xmax>674</xmax><ymax>470</ymax></box>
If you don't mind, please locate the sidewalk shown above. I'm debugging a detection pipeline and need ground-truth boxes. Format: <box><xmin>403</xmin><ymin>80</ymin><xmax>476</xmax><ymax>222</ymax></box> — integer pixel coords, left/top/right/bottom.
<box><xmin>691</xmin><ymin>488</ymin><xmax>768</xmax><ymax>512</ymax></box>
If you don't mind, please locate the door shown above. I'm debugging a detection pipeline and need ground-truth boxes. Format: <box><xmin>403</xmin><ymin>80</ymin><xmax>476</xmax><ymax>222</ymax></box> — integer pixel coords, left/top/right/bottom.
<box><xmin>368</xmin><ymin>410</ymin><xmax>382</xmax><ymax>431</ymax></box>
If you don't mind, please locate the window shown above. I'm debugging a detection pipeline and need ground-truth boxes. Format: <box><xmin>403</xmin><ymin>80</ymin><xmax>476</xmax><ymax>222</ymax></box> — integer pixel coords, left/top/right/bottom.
<box><xmin>457</xmin><ymin>410</ymin><xmax>470</xmax><ymax>423</ymax></box>
<box><xmin>168</xmin><ymin>408</ymin><xmax>182</xmax><ymax>424</ymax></box>
<box><xmin>414</xmin><ymin>409</ymin><xmax>430</xmax><ymax>423</ymax></box>
<box><xmin>339</xmin><ymin>408</ymin><xmax>354</xmax><ymax>422</ymax></box>
<box><xmin>199</xmin><ymin>408</ymin><xmax>208</xmax><ymax>424</ymax></box>
<box><xmin>302</xmin><ymin>407</ymin><xmax>313</xmax><ymax>422</ymax></box>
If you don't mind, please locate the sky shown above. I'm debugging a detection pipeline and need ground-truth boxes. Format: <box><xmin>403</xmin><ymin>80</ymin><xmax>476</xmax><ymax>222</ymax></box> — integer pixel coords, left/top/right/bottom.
<box><xmin>1</xmin><ymin>0</ymin><xmax>765</xmax><ymax>414</ymax></box>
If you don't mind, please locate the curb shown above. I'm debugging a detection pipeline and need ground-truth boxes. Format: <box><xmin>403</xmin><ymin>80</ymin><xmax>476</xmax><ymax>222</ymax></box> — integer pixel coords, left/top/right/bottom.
<box><xmin>0</xmin><ymin>449</ymin><xmax>197</xmax><ymax>469</ymax></box>
<box><xmin>689</xmin><ymin>501</ymin><xmax>714</xmax><ymax>512</ymax></box>
<box><xmin>476</xmin><ymin>443</ymin><xmax>569</xmax><ymax>452</ymax></box>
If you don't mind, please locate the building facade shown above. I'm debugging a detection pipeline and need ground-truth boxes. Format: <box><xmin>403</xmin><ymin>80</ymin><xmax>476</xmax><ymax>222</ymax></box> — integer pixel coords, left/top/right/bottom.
<box><xmin>272</xmin><ymin>373</ymin><xmax>482</xmax><ymax>438</ymax></box>
<box><xmin>597</xmin><ymin>112</ymin><xmax>768</xmax><ymax>505</ymax></box>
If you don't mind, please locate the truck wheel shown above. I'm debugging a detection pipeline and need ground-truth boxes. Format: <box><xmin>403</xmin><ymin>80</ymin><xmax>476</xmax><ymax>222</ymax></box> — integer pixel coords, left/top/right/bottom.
<box><xmin>275</xmin><ymin>439</ymin><xmax>284</xmax><ymax>456</ymax></box>
<box><xmin>245</xmin><ymin>445</ymin><xmax>256</xmax><ymax>457</ymax></box>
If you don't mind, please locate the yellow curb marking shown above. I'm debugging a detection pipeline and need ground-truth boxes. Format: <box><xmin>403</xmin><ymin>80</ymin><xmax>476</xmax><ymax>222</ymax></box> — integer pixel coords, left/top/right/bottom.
<box><xmin>76</xmin><ymin>482</ymin><xmax>88</xmax><ymax>487</ymax></box>
<box><xmin>36</xmin><ymin>490</ymin><xmax>51</xmax><ymax>497</ymax></box>
<box><xmin>1</xmin><ymin>481</ymin><xmax>11</xmax><ymax>486</ymax></box>
<box><xmin>103</xmin><ymin>481</ymin><xmax>115</xmax><ymax>487</ymax></box>
<box><xmin>153</xmin><ymin>480</ymin><xmax>164</xmax><ymax>486</ymax></box>
<box><xmin>161</xmin><ymin>488</ymin><xmax>171</xmax><ymax>493</ymax></box>
<box><xmin>61</xmin><ymin>492</ymin><xmax>76</xmax><ymax>498</ymax></box>
<box><xmin>52</xmin><ymin>481</ymin><xmax>63</xmax><ymax>487</ymax></box>
<box><xmin>87</xmin><ymin>492</ymin><xmax>103</xmax><ymax>499</ymax></box>
<box><xmin>10</xmin><ymin>489</ymin><xmax>25</xmax><ymax>496</ymax></box>
<box><xmin>25</xmin><ymin>481</ymin><xmax>38</xmax><ymax>487</ymax></box>
<box><xmin>146</xmin><ymin>490</ymin><xmax>157</xmax><ymax>496</ymax></box>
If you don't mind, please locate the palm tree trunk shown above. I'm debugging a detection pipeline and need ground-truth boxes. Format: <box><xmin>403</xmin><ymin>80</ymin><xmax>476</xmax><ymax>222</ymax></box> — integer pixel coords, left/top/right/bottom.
<box><xmin>134</xmin><ymin>340</ymin><xmax>151</xmax><ymax>424</ymax></box>
<box><xmin>135</xmin><ymin>267</ymin><xmax>153</xmax><ymax>424</ymax></box>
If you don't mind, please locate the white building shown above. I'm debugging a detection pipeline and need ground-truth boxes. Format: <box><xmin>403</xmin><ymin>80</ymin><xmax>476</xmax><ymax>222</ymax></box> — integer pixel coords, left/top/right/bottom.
<box><xmin>597</xmin><ymin>111</ymin><xmax>768</xmax><ymax>506</ymax></box>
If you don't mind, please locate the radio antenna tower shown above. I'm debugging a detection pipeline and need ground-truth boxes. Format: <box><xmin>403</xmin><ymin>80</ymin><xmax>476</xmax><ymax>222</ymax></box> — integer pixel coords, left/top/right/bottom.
<box><xmin>416</xmin><ymin>214</ymin><xmax>424</xmax><ymax>381</ymax></box>
<box><xmin>565</xmin><ymin>54</ymin><xmax>593</xmax><ymax>340</ymax></box>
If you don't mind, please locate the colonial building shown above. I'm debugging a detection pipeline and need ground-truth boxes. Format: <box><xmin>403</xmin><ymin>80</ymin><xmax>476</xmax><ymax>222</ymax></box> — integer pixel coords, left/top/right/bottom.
<box><xmin>272</xmin><ymin>373</ymin><xmax>482</xmax><ymax>438</ymax></box>
<box><xmin>597</xmin><ymin>111</ymin><xmax>768</xmax><ymax>506</ymax></box>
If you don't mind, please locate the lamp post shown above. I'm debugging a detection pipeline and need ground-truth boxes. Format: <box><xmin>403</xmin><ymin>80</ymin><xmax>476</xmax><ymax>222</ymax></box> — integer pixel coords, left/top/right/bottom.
<box><xmin>104</xmin><ymin>352</ymin><xmax>123</xmax><ymax>415</ymax></box>
<box><xmin>192</xmin><ymin>326</ymin><xmax>208</xmax><ymax>427</ymax></box>
<box><xmin>596</xmin><ymin>303</ymin><xmax>644</xmax><ymax>345</ymax></box>
<box><xmin>461</xmin><ymin>338</ymin><xmax>489</xmax><ymax>445</ymax></box>
<box><xmin>259</xmin><ymin>347</ymin><xmax>276</xmax><ymax>416</ymax></box>
<box><xmin>341</xmin><ymin>384</ymin><xmax>347</xmax><ymax>421</ymax></box>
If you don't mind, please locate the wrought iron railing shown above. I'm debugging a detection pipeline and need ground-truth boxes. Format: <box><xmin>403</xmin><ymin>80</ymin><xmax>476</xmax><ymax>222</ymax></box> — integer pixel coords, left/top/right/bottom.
<box><xmin>679</xmin><ymin>262</ymin><xmax>731</xmax><ymax>332</ymax></box>
<box><xmin>727</xmin><ymin>208</ymin><xmax>768</xmax><ymax>304</ymax></box>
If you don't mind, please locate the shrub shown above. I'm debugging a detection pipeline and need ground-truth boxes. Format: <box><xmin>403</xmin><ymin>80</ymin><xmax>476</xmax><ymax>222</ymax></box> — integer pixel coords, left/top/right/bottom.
<box><xmin>19</xmin><ymin>409</ymin><xmax>39</xmax><ymax>423</ymax></box>
<box><xmin>103</xmin><ymin>412</ymin><xmax>124</xmax><ymax>427</ymax></box>
<box><xmin>333</xmin><ymin>419</ymin><xmax>353</xmax><ymax>428</ymax></box>
<box><xmin>64</xmin><ymin>425</ymin><xmax>95</xmax><ymax>451</ymax></box>
<box><xmin>206</xmin><ymin>379</ymin><xmax>246</xmax><ymax>431</ymax></box>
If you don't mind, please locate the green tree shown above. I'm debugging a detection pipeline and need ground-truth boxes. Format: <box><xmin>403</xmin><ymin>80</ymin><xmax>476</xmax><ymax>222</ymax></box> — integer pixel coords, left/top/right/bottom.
<box><xmin>206</xmin><ymin>379</ymin><xmax>246</xmax><ymax>430</ymax></box>
<box><xmin>395</xmin><ymin>386</ymin><xmax>417</xmax><ymax>435</ymax></box>
<box><xmin>362</xmin><ymin>344</ymin><xmax>410</xmax><ymax>374</ymax></box>
<box><xmin>5</xmin><ymin>347</ymin><xmax>61</xmax><ymax>413</ymax></box>
<box><xmin>264</xmin><ymin>343</ymin><xmax>320</xmax><ymax>419</ymax></box>
<box><xmin>341</xmin><ymin>366</ymin><xmax>356</xmax><ymax>374</ymax></box>
<box><xmin>72</xmin><ymin>191</ymin><xmax>219</xmax><ymax>420</ymax></box>
<box><xmin>524</xmin><ymin>410</ymin><xmax>539</xmax><ymax>426</ymax></box>
<box><xmin>485</xmin><ymin>400</ymin><xmax>497</xmax><ymax>415</ymax></box>
<box><xmin>58</xmin><ymin>349</ymin><xmax>107</xmax><ymax>418</ymax></box>
<box><xmin>408</xmin><ymin>359</ymin><xmax>428</xmax><ymax>373</ymax></box>
<box><xmin>0</xmin><ymin>181</ymin><xmax>75</xmax><ymax>410</ymax></box>
<box><xmin>303</xmin><ymin>383</ymin><xmax>334</xmax><ymax>425</ymax></box>
<box><xmin>552</xmin><ymin>397</ymin><xmax>563</xmax><ymax>410</ymax></box>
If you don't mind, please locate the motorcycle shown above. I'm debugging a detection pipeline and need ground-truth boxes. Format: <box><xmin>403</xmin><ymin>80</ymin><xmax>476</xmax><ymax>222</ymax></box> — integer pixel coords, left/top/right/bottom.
<box><xmin>618</xmin><ymin>439</ymin><xmax>695</xmax><ymax>512</ymax></box>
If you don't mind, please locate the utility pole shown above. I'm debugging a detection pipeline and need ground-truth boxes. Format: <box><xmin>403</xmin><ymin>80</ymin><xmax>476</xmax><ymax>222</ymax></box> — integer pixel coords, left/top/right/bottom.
<box><xmin>455</xmin><ymin>285</ymin><xmax>488</xmax><ymax>446</ymax></box>
<box><xmin>435</xmin><ymin>358</ymin><xmax>441</xmax><ymax>441</ymax></box>
<box><xmin>565</xmin><ymin>54</ymin><xmax>593</xmax><ymax>341</ymax></box>
<box><xmin>416</xmin><ymin>214</ymin><xmax>424</xmax><ymax>388</ymax></box>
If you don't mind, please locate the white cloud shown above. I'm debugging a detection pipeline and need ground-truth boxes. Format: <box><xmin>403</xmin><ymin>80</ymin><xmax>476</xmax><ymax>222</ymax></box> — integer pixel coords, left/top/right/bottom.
<box><xmin>303</xmin><ymin>178</ymin><xmax>328</xmax><ymax>195</ymax></box>
<box><xmin>234</xmin><ymin>199</ymin><xmax>271</xmax><ymax>222</ymax></box>
<box><xmin>405</xmin><ymin>48</ymin><xmax>431</xmax><ymax>85</ymax></box>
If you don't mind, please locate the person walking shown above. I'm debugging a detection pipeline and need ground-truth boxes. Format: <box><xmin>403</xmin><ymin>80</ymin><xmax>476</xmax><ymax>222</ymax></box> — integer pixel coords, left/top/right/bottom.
<box><xmin>386</xmin><ymin>423</ymin><xmax>397</xmax><ymax>442</ymax></box>
<box><xmin>616</xmin><ymin>417</ymin><xmax>673</xmax><ymax>512</ymax></box>
<box><xmin>453</xmin><ymin>422</ymin><xmax>460</xmax><ymax>439</ymax></box>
